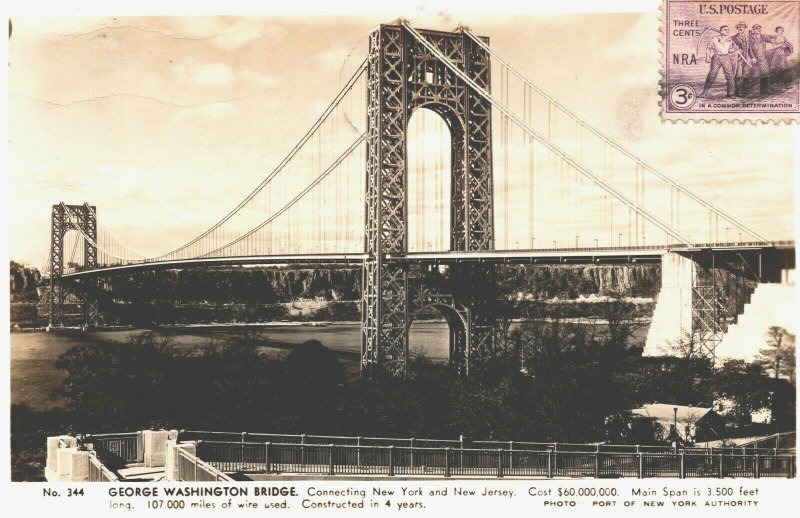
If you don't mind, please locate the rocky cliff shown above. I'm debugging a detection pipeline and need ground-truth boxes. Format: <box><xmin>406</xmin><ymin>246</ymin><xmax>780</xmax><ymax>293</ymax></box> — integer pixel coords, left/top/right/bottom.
<box><xmin>497</xmin><ymin>264</ymin><xmax>661</xmax><ymax>299</ymax></box>
<box><xmin>14</xmin><ymin>262</ymin><xmax>662</xmax><ymax>327</ymax></box>
<box><xmin>104</xmin><ymin>266</ymin><xmax>362</xmax><ymax>304</ymax></box>
<box><xmin>9</xmin><ymin>261</ymin><xmax>41</xmax><ymax>303</ymax></box>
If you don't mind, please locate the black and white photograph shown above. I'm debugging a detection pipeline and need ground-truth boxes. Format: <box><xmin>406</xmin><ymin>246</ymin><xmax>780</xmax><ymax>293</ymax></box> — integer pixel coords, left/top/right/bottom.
<box><xmin>3</xmin><ymin>0</ymin><xmax>798</xmax><ymax>515</ymax></box>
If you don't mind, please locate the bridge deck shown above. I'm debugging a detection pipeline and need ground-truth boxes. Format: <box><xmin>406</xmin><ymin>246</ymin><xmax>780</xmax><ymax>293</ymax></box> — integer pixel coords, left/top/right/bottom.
<box><xmin>56</xmin><ymin>242</ymin><xmax>793</xmax><ymax>280</ymax></box>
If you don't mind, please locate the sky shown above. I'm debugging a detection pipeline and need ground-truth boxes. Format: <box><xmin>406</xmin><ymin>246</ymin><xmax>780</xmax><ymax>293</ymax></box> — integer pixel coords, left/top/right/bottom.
<box><xmin>8</xmin><ymin>12</ymin><xmax>797</xmax><ymax>267</ymax></box>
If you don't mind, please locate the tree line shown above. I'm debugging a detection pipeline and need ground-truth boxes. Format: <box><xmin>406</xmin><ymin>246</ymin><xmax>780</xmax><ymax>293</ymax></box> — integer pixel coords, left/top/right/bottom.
<box><xmin>11</xmin><ymin>317</ymin><xmax>794</xmax><ymax>480</ymax></box>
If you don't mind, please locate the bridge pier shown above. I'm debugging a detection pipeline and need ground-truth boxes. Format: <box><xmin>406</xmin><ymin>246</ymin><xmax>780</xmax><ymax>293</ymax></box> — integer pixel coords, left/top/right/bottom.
<box><xmin>643</xmin><ymin>252</ymin><xmax>694</xmax><ymax>355</ymax></box>
<box><xmin>362</xmin><ymin>262</ymin><xmax>496</xmax><ymax>375</ymax></box>
<box><xmin>410</xmin><ymin>264</ymin><xmax>496</xmax><ymax>374</ymax></box>
<box><xmin>644</xmin><ymin>248</ymin><xmax>791</xmax><ymax>362</ymax></box>
<box><xmin>47</xmin><ymin>278</ymin><xmax>100</xmax><ymax>329</ymax></box>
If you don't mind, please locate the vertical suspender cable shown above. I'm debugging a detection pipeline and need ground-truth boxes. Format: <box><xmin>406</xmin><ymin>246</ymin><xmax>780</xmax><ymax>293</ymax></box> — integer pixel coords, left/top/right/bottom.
<box><xmin>502</xmin><ymin>65</ymin><xmax>509</xmax><ymax>249</ymax></box>
<box><xmin>528</xmin><ymin>135</ymin><xmax>534</xmax><ymax>249</ymax></box>
<box><xmin>437</xmin><ymin>115</ymin><xmax>444</xmax><ymax>250</ymax></box>
<box><xmin>640</xmin><ymin>167</ymin><xmax>646</xmax><ymax>245</ymax></box>
<box><xmin>462</xmin><ymin>28</ymin><xmax>765</xmax><ymax>243</ymax></box>
<box><xmin>418</xmin><ymin>110</ymin><xmax>424</xmax><ymax>251</ymax></box>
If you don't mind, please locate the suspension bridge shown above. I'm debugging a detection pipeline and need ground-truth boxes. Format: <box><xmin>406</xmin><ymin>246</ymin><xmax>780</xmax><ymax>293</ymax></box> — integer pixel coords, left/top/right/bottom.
<box><xmin>46</xmin><ymin>22</ymin><xmax>794</xmax><ymax>375</ymax></box>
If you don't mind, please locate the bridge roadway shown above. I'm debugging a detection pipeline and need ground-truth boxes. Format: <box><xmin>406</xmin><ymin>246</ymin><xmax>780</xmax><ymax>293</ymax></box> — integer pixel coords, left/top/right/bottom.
<box><xmin>58</xmin><ymin>242</ymin><xmax>793</xmax><ymax>280</ymax></box>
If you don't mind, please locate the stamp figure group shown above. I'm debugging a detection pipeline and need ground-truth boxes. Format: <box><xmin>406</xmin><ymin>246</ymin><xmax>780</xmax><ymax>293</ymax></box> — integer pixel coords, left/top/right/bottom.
<box><xmin>701</xmin><ymin>21</ymin><xmax>794</xmax><ymax>98</ymax></box>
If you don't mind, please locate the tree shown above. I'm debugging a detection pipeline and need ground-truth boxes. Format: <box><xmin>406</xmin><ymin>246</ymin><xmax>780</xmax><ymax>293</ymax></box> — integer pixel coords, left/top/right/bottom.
<box><xmin>493</xmin><ymin>299</ymin><xmax>517</xmax><ymax>353</ymax></box>
<box><xmin>754</xmin><ymin>327</ymin><xmax>796</xmax><ymax>383</ymax></box>
<box><xmin>190</xmin><ymin>332</ymin><xmax>284</xmax><ymax>431</ymax></box>
<box><xmin>599</xmin><ymin>290</ymin><xmax>648</xmax><ymax>355</ymax></box>
<box><xmin>53</xmin><ymin>333</ymin><xmax>180</xmax><ymax>434</ymax></box>
<box><xmin>659</xmin><ymin>332</ymin><xmax>714</xmax><ymax>405</ymax></box>
<box><xmin>511</xmin><ymin>315</ymin><xmax>627</xmax><ymax>441</ymax></box>
<box><xmin>661</xmin><ymin>331</ymin><xmax>704</xmax><ymax>360</ymax></box>
<box><xmin>712</xmin><ymin>359</ymin><xmax>772</xmax><ymax>427</ymax></box>
<box><xmin>278</xmin><ymin>340</ymin><xmax>347</xmax><ymax>433</ymax></box>
<box><xmin>604</xmin><ymin>411</ymin><xmax>665</xmax><ymax>445</ymax></box>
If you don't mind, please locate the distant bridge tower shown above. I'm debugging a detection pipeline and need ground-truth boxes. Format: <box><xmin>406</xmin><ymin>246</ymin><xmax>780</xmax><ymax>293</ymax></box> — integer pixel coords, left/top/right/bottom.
<box><xmin>362</xmin><ymin>24</ymin><xmax>496</xmax><ymax>375</ymax></box>
<box><xmin>49</xmin><ymin>203</ymin><xmax>98</xmax><ymax>328</ymax></box>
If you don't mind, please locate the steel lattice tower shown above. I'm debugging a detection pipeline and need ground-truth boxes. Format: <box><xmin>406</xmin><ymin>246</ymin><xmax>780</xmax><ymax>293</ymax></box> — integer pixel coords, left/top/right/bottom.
<box><xmin>362</xmin><ymin>25</ymin><xmax>496</xmax><ymax>375</ymax></box>
<box><xmin>49</xmin><ymin>203</ymin><xmax>98</xmax><ymax>328</ymax></box>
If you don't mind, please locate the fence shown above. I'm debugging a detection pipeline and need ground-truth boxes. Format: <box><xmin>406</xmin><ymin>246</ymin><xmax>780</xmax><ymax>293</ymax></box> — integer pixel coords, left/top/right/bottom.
<box><xmin>194</xmin><ymin>440</ymin><xmax>795</xmax><ymax>479</ymax></box>
<box><xmin>181</xmin><ymin>431</ymin><xmax>463</xmax><ymax>449</ymax></box>
<box><xmin>82</xmin><ymin>432</ymin><xmax>141</xmax><ymax>468</ymax></box>
<box><xmin>182</xmin><ymin>430</ymin><xmax>792</xmax><ymax>456</ymax></box>
<box><xmin>176</xmin><ymin>447</ymin><xmax>234</xmax><ymax>482</ymax></box>
<box><xmin>88</xmin><ymin>453</ymin><xmax>119</xmax><ymax>482</ymax></box>
<box><xmin>739</xmin><ymin>432</ymin><xmax>796</xmax><ymax>451</ymax></box>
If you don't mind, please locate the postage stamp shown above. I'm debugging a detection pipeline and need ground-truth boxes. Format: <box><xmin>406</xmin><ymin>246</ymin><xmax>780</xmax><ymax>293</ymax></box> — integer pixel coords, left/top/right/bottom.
<box><xmin>662</xmin><ymin>0</ymin><xmax>800</xmax><ymax>121</ymax></box>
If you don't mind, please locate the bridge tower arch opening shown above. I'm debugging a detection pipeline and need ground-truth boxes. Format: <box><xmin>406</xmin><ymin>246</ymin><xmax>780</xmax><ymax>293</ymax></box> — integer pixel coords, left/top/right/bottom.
<box><xmin>407</xmin><ymin>106</ymin><xmax>458</xmax><ymax>253</ymax></box>
<box><xmin>408</xmin><ymin>300</ymin><xmax>468</xmax><ymax>367</ymax></box>
<box><xmin>61</xmin><ymin>229</ymin><xmax>86</xmax><ymax>271</ymax></box>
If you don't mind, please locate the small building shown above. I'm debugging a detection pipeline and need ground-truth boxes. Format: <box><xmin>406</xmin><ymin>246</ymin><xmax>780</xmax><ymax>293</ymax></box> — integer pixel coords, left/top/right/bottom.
<box><xmin>714</xmin><ymin>398</ymin><xmax>771</xmax><ymax>425</ymax></box>
<box><xmin>631</xmin><ymin>403</ymin><xmax>724</xmax><ymax>444</ymax></box>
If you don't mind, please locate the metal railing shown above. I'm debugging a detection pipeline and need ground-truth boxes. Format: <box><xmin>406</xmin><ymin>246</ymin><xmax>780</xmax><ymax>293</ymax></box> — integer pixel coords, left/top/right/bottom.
<box><xmin>82</xmin><ymin>432</ymin><xmax>141</xmax><ymax>467</ymax></box>
<box><xmin>417</xmin><ymin>241</ymin><xmax>787</xmax><ymax>255</ymax></box>
<box><xmin>739</xmin><ymin>432</ymin><xmax>796</xmax><ymax>451</ymax></box>
<box><xmin>182</xmin><ymin>430</ymin><xmax>791</xmax><ymax>456</ymax></box>
<box><xmin>88</xmin><ymin>452</ymin><xmax>119</xmax><ymax>482</ymax></box>
<box><xmin>477</xmin><ymin>441</ymin><xmax>785</xmax><ymax>456</ymax></box>
<box><xmin>195</xmin><ymin>440</ymin><xmax>795</xmax><ymax>479</ymax></box>
<box><xmin>182</xmin><ymin>431</ymin><xmax>463</xmax><ymax>449</ymax></box>
<box><xmin>176</xmin><ymin>447</ymin><xmax>234</xmax><ymax>482</ymax></box>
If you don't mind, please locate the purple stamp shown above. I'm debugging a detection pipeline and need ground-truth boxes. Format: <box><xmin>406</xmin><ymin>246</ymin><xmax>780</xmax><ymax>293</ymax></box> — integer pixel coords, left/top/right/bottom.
<box><xmin>662</xmin><ymin>0</ymin><xmax>800</xmax><ymax>121</ymax></box>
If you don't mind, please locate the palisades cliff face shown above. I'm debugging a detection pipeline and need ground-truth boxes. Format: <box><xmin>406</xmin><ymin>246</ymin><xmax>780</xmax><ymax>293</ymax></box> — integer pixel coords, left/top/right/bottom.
<box><xmin>496</xmin><ymin>264</ymin><xmax>660</xmax><ymax>300</ymax></box>
<box><xmin>9</xmin><ymin>261</ymin><xmax>40</xmax><ymax>302</ymax></box>
<box><xmin>10</xmin><ymin>262</ymin><xmax>662</xmax><ymax>327</ymax></box>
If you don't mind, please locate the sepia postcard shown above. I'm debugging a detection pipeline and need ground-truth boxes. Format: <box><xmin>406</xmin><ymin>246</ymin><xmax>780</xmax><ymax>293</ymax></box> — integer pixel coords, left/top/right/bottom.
<box><xmin>2</xmin><ymin>0</ymin><xmax>798</xmax><ymax>516</ymax></box>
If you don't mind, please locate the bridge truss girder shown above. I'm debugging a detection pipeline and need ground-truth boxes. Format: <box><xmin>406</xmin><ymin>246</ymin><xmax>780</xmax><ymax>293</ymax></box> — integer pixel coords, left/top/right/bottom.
<box><xmin>690</xmin><ymin>250</ymin><xmax>762</xmax><ymax>364</ymax></box>
<box><xmin>362</xmin><ymin>25</ymin><xmax>495</xmax><ymax>375</ymax></box>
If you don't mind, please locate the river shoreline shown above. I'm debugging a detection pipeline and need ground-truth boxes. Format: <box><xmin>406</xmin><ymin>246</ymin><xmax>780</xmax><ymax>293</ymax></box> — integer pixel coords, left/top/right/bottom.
<box><xmin>11</xmin><ymin>315</ymin><xmax>651</xmax><ymax>334</ymax></box>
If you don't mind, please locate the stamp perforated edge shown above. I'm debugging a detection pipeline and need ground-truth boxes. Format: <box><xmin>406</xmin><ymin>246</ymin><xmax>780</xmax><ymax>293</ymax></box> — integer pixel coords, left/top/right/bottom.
<box><xmin>658</xmin><ymin>0</ymin><xmax>800</xmax><ymax>124</ymax></box>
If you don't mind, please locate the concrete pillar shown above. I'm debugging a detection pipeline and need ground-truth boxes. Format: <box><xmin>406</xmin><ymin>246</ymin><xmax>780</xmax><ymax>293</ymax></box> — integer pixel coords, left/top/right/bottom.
<box><xmin>178</xmin><ymin>442</ymin><xmax>197</xmax><ymax>457</ymax></box>
<box><xmin>45</xmin><ymin>436</ymin><xmax>79</xmax><ymax>481</ymax></box>
<box><xmin>164</xmin><ymin>439</ymin><xmax>178</xmax><ymax>481</ymax></box>
<box><xmin>47</xmin><ymin>435</ymin><xmax>77</xmax><ymax>469</ymax></box>
<box><xmin>143</xmin><ymin>430</ymin><xmax>170</xmax><ymax>468</ymax></box>
<box><xmin>136</xmin><ymin>431</ymin><xmax>144</xmax><ymax>462</ymax></box>
<box><xmin>46</xmin><ymin>436</ymin><xmax>63</xmax><ymax>473</ymax></box>
<box><xmin>69</xmin><ymin>450</ymin><xmax>90</xmax><ymax>482</ymax></box>
<box><xmin>57</xmin><ymin>447</ymin><xmax>78</xmax><ymax>481</ymax></box>
<box><xmin>162</xmin><ymin>430</ymin><xmax>181</xmax><ymax>478</ymax></box>
<box><xmin>167</xmin><ymin>441</ymin><xmax>198</xmax><ymax>481</ymax></box>
<box><xmin>644</xmin><ymin>252</ymin><xmax>695</xmax><ymax>355</ymax></box>
<box><xmin>173</xmin><ymin>442</ymin><xmax>197</xmax><ymax>481</ymax></box>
